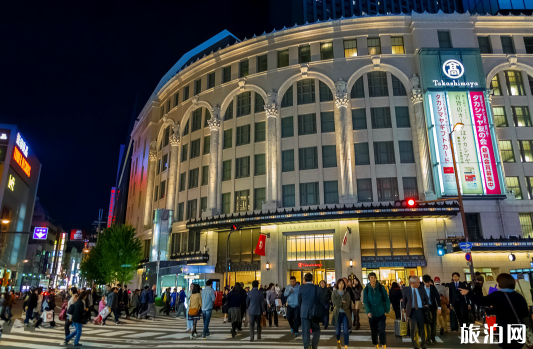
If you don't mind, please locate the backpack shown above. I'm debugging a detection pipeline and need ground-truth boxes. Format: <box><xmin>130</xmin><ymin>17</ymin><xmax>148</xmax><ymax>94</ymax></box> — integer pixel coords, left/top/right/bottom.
<box><xmin>58</xmin><ymin>302</ymin><xmax>68</xmax><ymax>321</ymax></box>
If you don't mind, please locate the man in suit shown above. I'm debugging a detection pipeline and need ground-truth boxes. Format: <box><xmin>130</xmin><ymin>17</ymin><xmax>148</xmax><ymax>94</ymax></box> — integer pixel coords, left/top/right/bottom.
<box><xmin>402</xmin><ymin>275</ymin><xmax>429</xmax><ymax>349</ymax></box>
<box><xmin>422</xmin><ymin>275</ymin><xmax>441</xmax><ymax>344</ymax></box>
<box><xmin>298</xmin><ymin>273</ymin><xmax>323</xmax><ymax>349</ymax></box>
<box><xmin>445</xmin><ymin>272</ymin><xmax>470</xmax><ymax>330</ymax></box>
<box><xmin>246</xmin><ymin>280</ymin><xmax>266</xmax><ymax>342</ymax></box>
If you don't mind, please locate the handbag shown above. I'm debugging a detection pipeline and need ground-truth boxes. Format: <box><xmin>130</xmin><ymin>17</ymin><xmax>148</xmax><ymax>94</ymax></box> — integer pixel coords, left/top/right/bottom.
<box><xmin>188</xmin><ymin>307</ymin><xmax>200</xmax><ymax>316</ymax></box>
<box><xmin>504</xmin><ymin>293</ymin><xmax>533</xmax><ymax>349</ymax></box>
<box><xmin>423</xmin><ymin>307</ymin><xmax>432</xmax><ymax>323</ymax></box>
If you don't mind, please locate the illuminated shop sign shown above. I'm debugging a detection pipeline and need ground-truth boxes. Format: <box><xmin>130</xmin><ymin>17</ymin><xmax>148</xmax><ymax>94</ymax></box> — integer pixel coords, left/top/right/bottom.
<box><xmin>7</xmin><ymin>175</ymin><xmax>15</xmax><ymax>191</ymax></box>
<box><xmin>433</xmin><ymin>60</ymin><xmax>478</xmax><ymax>88</ymax></box>
<box><xmin>33</xmin><ymin>227</ymin><xmax>48</xmax><ymax>240</ymax></box>
<box><xmin>13</xmin><ymin>146</ymin><xmax>31</xmax><ymax>177</ymax></box>
<box><xmin>297</xmin><ymin>262</ymin><xmax>323</xmax><ymax>268</ymax></box>
<box><xmin>0</xmin><ymin>134</ymin><xmax>7</xmax><ymax>141</ymax></box>
<box><xmin>16</xmin><ymin>133</ymin><xmax>28</xmax><ymax>157</ymax></box>
<box><xmin>107</xmin><ymin>187</ymin><xmax>116</xmax><ymax>228</ymax></box>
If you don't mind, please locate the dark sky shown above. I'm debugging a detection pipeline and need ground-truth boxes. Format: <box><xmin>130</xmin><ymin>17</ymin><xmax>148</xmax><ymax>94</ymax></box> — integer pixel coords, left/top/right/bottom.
<box><xmin>0</xmin><ymin>1</ymin><xmax>271</xmax><ymax>231</ymax></box>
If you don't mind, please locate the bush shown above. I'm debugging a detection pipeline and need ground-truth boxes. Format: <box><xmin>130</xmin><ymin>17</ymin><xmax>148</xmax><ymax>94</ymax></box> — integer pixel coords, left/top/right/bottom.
<box><xmin>155</xmin><ymin>297</ymin><xmax>163</xmax><ymax>307</ymax></box>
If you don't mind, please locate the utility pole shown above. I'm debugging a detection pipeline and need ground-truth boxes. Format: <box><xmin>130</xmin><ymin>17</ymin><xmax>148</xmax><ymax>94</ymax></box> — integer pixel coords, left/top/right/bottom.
<box><xmin>92</xmin><ymin>209</ymin><xmax>105</xmax><ymax>241</ymax></box>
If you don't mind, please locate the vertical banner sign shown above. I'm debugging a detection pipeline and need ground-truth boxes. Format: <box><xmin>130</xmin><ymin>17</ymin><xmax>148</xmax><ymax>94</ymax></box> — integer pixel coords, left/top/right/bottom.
<box><xmin>447</xmin><ymin>92</ymin><xmax>483</xmax><ymax>194</ymax></box>
<box><xmin>430</xmin><ymin>92</ymin><xmax>456</xmax><ymax>194</ymax></box>
<box><xmin>469</xmin><ymin>91</ymin><xmax>501</xmax><ymax>194</ymax></box>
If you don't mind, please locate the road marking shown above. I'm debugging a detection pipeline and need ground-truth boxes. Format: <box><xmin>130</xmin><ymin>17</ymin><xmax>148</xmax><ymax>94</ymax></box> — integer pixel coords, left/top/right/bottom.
<box><xmin>241</xmin><ymin>334</ymin><xmax>285</xmax><ymax>340</ymax></box>
<box><xmin>350</xmin><ymin>335</ymin><xmax>373</xmax><ymax>341</ymax></box>
<box><xmin>98</xmin><ymin>330</ymin><xmax>136</xmax><ymax>337</ymax></box>
<box><xmin>126</xmin><ymin>331</ymin><xmax>167</xmax><ymax>338</ymax></box>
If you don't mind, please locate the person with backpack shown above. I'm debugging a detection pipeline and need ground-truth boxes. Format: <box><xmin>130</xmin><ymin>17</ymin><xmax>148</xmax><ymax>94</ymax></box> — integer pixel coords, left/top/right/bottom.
<box><xmin>363</xmin><ymin>272</ymin><xmax>390</xmax><ymax>349</ymax></box>
<box><xmin>61</xmin><ymin>291</ymin><xmax>87</xmax><ymax>346</ymax></box>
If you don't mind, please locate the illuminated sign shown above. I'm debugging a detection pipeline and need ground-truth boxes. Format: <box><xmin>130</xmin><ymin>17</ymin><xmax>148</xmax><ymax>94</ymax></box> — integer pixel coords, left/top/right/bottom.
<box><xmin>0</xmin><ymin>134</ymin><xmax>6</xmax><ymax>140</ymax></box>
<box><xmin>297</xmin><ymin>262</ymin><xmax>323</xmax><ymax>268</ymax></box>
<box><xmin>70</xmin><ymin>229</ymin><xmax>85</xmax><ymax>241</ymax></box>
<box><xmin>16</xmin><ymin>133</ymin><xmax>28</xmax><ymax>157</ymax></box>
<box><xmin>107</xmin><ymin>187</ymin><xmax>116</xmax><ymax>228</ymax></box>
<box><xmin>33</xmin><ymin>227</ymin><xmax>49</xmax><ymax>240</ymax></box>
<box><xmin>442</xmin><ymin>60</ymin><xmax>464</xmax><ymax>79</ymax></box>
<box><xmin>13</xmin><ymin>146</ymin><xmax>31</xmax><ymax>177</ymax></box>
<box><xmin>7</xmin><ymin>175</ymin><xmax>15</xmax><ymax>191</ymax></box>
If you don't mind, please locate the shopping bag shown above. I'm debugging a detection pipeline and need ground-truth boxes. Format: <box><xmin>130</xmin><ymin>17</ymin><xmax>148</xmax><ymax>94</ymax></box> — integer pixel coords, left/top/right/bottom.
<box><xmin>93</xmin><ymin>314</ymin><xmax>103</xmax><ymax>325</ymax></box>
<box><xmin>41</xmin><ymin>310</ymin><xmax>53</xmax><ymax>323</ymax></box>
<box><xmin>486</xmin><ymin>315</ymin><xmax>496</xmax><ymax>331</ymax></box>
<box><xmin>99</xmin><ymin>306</ymin><xmax>111</xmax><ymax>319</ymax></box>
<box><xmin>261</xmin><ymin>315</ymin><xmax>267</xmax><ymax>327</ymax></box>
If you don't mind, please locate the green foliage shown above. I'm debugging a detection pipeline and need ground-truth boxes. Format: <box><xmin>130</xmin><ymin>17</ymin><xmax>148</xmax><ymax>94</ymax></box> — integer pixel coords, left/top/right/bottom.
<box><xmin>80</xmin><ymin>244</ymin><xmax>106</xmax><ymax>285</ymax></box>
<box><xmin>155</xmin><ymin>297</ymin><xmax>163</xmax><ymax>307</ymax></box>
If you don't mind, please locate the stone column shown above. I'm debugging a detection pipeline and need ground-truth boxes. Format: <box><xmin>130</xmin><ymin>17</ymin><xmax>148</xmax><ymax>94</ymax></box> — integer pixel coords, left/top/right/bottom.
<box><xmin>205</xmin><ymin>106</ymin><xmax>221</xmax><ymax>217</ymax></box>
<box><xmin>143</xmin><ymin>140</ymin><xmax>157</xmax><ymax>227</ymax></box>
<box><xmin>263</xmin><ymin>91</ymin><xmax>279</xmax><ymax>210</ymax></box>
<box><xmin>334</xmin><ymin>79</ymin><xmax>357</xmax><ymax>204</ymax></box>
<box><xmin>410</xmin><ymin>74</ymin><xmax>435</xmax><ymax>199</ymax></box>
<box><xmin>166</xmin><ymin>124</ymin><xmax>180</xmax><ymax>210</ymax></box>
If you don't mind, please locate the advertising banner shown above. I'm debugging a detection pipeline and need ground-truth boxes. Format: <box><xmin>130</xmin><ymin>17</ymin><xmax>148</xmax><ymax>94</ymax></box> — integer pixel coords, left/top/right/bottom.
<box><xmin>469</xmin><ymin>91</ymin><xmax>501</xmax><ymax>194</ymax></box>
<box><xmin>430</xmin><ymin>92</ymin><xmax>456</xmax><ymax>194</ymax></box>
<box><xmin>70</xmin><ymin>229</ymin><xmax>85</xmax><ymax>241</ymax></box>
<box><xmin>447</xmin><ymin>92</ymin><xmax>483</xmax><ymax>194</ymax></box>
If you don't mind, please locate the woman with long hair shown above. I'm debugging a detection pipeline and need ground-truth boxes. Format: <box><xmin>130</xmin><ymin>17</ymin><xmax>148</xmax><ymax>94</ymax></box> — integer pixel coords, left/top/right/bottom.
<box><xmin>222</xmin><ymin>288</ymin><xmax>229</xmax><ymax>323</ymax></box>
<box><xmin>388</xmin><ymin>282</ymin><xmax>403</xmax><ymax>320</ymax></box>
<box><xmin>331</xmin><ymin>279</ymin><xmax>352</xmax><ymax>349</ymax></box>
<box><xmin>227</xmin><ymin>283</ymin><xmax>245</xmax><ymax>337</ymax></box>
<box><xmin>351</xmin><ymin>275</ymin><xmax>363</xmax><ymax>330</ymax></box>
<box><xmin>188</xmin><ymin>284</ymin><xmax>202</xmax><ymax>339</ymax></box>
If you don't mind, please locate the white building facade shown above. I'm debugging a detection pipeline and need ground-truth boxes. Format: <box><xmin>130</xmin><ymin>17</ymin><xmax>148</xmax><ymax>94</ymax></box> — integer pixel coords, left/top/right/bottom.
<box><xmin>126</xmin><ymin>13</ymin><xmax>533</xmax><ymax>290</ymax></box>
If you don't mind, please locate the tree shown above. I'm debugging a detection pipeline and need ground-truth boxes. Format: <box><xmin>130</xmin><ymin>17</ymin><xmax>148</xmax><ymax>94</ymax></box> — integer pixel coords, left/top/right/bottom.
<box><xmin>80</xmin><ymin>243</ymin><xmax>106</xmax><ymax>285</ymax></box>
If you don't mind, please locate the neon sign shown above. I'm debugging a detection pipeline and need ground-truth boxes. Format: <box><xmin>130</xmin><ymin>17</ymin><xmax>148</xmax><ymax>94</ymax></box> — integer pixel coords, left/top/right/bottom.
<box><xmin>16</xmin><ymin>133</ymin><xmax>28</xmax><ymax>157</ymax></box>
<box><xmin>13</xmin><ymin>147</ymin><xmax>31</xmax><ymax>177</ymax></box>
<box><xmin>107</xmin><ymin>187</ymin><xmax>116</xmax><ymax>228</ymax></box>
<box><xmin>0</xmin><ymin>134</ymin><xmax>7</xmax><ymax>140</ymax></box>
<box><xmin>297</xmin><ymin>262</ymin><xmax>323</xmax><ymax>268</ymax></box>
<box><xmin>7</xmin><ymin>175</ymin><xmax>15</xmax><ymax>191</ymax></box>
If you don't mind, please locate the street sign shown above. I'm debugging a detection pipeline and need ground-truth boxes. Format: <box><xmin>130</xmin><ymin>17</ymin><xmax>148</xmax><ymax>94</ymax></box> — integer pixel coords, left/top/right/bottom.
<box><xmin>459</xmin><ymin>242</ymin><xmax>473</xmax><ymax>250</ymax></box>
<box><xmin>121</xmin><ymin>264</ymin><xmax>132</xmax><ymax>268</ymax></box>
<box><xmin>465</xmin><ymin>252</ymin><xmax>472</xmax><ymax>262</ymax></box>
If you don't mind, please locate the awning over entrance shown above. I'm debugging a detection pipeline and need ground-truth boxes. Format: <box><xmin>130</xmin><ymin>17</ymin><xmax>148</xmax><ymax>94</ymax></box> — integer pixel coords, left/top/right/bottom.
<box><xmin>186</xmin><ymin>201</ymin><xmax>459</xmax><ymax>230</ymax></box>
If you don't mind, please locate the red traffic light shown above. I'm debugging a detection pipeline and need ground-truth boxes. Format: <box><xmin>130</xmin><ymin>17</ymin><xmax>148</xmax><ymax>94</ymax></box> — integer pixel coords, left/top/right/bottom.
<box><xmin>230</xmin><ymin>224</ymin><xmax>240</xmax><ymax>231</ymax></box>
<box><xmin>407</xmin><ymin>199</ymin><xmax>416</xmax><ymax>206</ymax></box>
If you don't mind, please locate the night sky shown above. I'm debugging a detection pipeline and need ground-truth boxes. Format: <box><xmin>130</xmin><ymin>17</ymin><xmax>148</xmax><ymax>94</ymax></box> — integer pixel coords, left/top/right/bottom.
<box><xmin>0</xmin><ymin>1</ymin><xmax>270</xmax><ymax>230</ymax></box>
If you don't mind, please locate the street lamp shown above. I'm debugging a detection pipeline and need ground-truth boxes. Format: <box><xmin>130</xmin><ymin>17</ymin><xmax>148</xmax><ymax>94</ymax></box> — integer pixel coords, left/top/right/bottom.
<box><xmin>449</xmin><ymin>122</ymin><xmax>475</xmax><ymax>282</ymax></box>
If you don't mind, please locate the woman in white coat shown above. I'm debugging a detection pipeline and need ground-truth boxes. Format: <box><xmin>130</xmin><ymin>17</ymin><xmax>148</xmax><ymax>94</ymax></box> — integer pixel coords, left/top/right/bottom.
<box><xmin>185</xmin><ymin>283</ymin><xmax>194</xmax><ymax>332</ymax></box>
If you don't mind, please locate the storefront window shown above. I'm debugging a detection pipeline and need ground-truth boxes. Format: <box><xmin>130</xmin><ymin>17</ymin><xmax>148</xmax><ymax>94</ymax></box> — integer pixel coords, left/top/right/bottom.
<box><xmin>286</xmin><ymin>234</ymin><xmax>334</xmax><ymax>261</ymax></box>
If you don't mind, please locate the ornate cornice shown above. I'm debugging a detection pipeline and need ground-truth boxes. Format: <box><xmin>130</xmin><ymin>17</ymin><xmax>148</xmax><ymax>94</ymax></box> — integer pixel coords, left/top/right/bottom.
<box><xmin>334</xmin><ymin>92</ymin><xmax>349</xmax><ymax>108</ymax></box>
<box><xmin>411</xmin><ymin>88</ymin><xmax>423</xmax><ymax>104</ymax></box>
<box><xmin>208</xmin><ymin>116</ymin><xmax>221</xmax><ymax>130</ymax></box>
<box><xmin>169</xmin><ymin>134</ymin><xmax>180</xmax><ymax>146</ymax></box>
<box><xmin>264</xmin><ymin>103</ymin><xmax>278</xmax><ymax>118</ymax></box>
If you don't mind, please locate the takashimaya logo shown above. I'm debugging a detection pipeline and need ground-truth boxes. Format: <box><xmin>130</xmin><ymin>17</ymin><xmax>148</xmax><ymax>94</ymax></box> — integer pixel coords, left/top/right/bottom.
<box><xmin>442</xmin><ymin>59</ymin><xmax>465</xmax><ymax>79</ymax></box>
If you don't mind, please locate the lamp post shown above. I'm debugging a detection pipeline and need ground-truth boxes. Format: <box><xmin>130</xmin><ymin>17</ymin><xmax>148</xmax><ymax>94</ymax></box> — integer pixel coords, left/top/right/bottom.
<box><xmin>449</xmin><ymin>122</ymin><xmax>475</xmax><ymax>282</ymax></box>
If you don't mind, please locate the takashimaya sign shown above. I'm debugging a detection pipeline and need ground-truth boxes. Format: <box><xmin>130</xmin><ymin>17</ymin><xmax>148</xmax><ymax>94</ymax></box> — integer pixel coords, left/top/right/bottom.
<box><xmin>433</xmin><ymin>59</ymin><xmax>479</xmax><ymax>88</ymax></box>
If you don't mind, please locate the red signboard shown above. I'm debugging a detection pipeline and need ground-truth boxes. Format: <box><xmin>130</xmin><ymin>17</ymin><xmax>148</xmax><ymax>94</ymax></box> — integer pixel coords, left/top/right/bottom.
<box><xmin>107</xmin><ymin>187</ymin><xmax>116</xmax><ymax>228</ymax></box>
<box><xmin>469</xmin><ymin>91</ymin><xmax>501</xmax><ymax>194</ymax></box>
<box><xmin>13</xmin><ymin>146</ymin><xmax>31</xmax><ymax>177</ymax></box>
<box><xmin>297</xmin><ymin>262</ymin><xmax>323</xmax><ymax>268</ymax></box>
<box><xmin>70</xmin><ymin>229</ymin><xmax>85</xmax><ymax>241</ymax></box>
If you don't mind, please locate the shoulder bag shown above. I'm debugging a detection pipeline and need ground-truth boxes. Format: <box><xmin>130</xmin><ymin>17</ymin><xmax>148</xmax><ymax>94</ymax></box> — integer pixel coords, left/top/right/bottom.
<box><xmin>311</xmin><ymin>286</ymin><xmax>326</xmax><ymax>321</ymax></box>
<box><xmin>504</xmin><ymin>292</ymin><xmax>533</xmax><ymax>349</ymax></box>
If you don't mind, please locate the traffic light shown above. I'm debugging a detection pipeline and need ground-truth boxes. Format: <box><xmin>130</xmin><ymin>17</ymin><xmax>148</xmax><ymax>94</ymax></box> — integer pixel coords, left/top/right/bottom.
<box><xmin>230</xmin><ymin>224</ymin><xmax>241</xmax><ymax>231</ymax></box>
<box><xmin>436</xmin><ymin>243</ymin><xmax>446</xmax><ymax>256</ymax></box>
<box><xmin>394</xmin><ymin>199</ymin><xmax>417</xmax><ymax>207</ymax></box>
<box><xmin>406</xmin><ymin>198</ymin><xmax>416</xmax><ymax>207</ymax></box>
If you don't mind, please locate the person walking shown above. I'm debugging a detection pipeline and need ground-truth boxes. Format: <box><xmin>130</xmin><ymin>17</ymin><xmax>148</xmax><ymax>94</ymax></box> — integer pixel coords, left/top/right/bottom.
<box><xmin>515</xmin><ymin>273</ymin><xmax>533</xmax><ymax>312</ymax></box>
<box><xmin>160</xmin><ymin>288</ymin><xmax>171</xmax><ymax>316</ymax></box>
<box><xmin>227</xmin><ymin>283</ymin><xmax>245</xmax><ymax>338</ymax></box>
<box><xmin>139</xmin><ymin>285</ymin><xmax>149</xmax><ymax>316</ymax></box>
<box><xmin>222</xmin><ymin>288</ymin><xmax>229</xmax><ymax>323</ymax></box>
<box><xmin>138</xmin><ymin>284</ymin><xmax>156</xmax><ymax>321</ymax></box>
<box><xmin>331</xmin><ymin>279</ymin><xmax>352</xmax><ymax>349</ymax></box>
<box><xmin>352</xmin><ymin>276</ymin><xmax>363</xmax><ymax>330</ymax></box>
<box><xmin>201</xmin><ymin>280</ymin><xmax>216</xmax><ymax>338</ymax></box>
<box><xmin>170</xmin><ymin>288</ymin><xmax>177</xmax><ymax>313</ymax></box>
<box><xmin>298</xmin><ymin>272</ymin><xmax>325</xmax><ymax>349</ymax></box>
<box><xmin>121</xmin><ymin>285</ymin><xmax>130</xmax><ymax>320</ymax></box>
<box><xmin>239</xmin><ymin>282</ymin><xmax>247</xmax><ymax>330</ymax></box>
<box><xmin>65</xmin><ymin>290</ymin><xmax>78</xmax><ymax>336</ymax></box>
<box><xmin>103</xmin><ymin>287</ymin><xmax>120</xmax><ymax>325</ymax></box>
<box><xmin>176</xmin><ymin>288</ymin><xmax>186</xmax><ymax>319</ymax></box>
<box><xmin>363</xmin><ymin>272</ymin><xmax>390</xmax><ymax>349</ymax></box>
<box><xmin>389</xmin><ymin>282</ymin><xmax>403</xmax><ymax>320</ymax></box>
<box><xmin>402</xmin><ymin>275</ymin><xmax>429</xmax><ymax>349</ymax></box>
<box><xmin>422</xmin><ymin>275</ymin><xmax>441</xmax><ymax>344</ymax></box>
<box><xmin>188</xmin><ymin>284</ymin><xmax>202</xmax><ymax>339</ymax></box>
<box><xmin>61</xmin><ymin>291</ymin><xmax>87</xmax><ymax>346</ymax></box>
<box><xmin>47</xmin><ymin>289</ymin><xmax>57</xmax><ymax>327</ymax></box>
<box><xmin>246</xmin><ymin>280</ymin><xmax>266</xmax><ymax>342</ymax></box>
<box><xmin>319</xmin><ymin>280</ymin><xmax>332</xmax><ymax>329</ymax></box>
<box><xmin>266</xmin><ymin>283</ymin><xmax>279</xmax><ymax>327</ymax></box>
<box><xmin>284</xmin><ymin>276</ymin><xmax>301</xmax><ymax>338</ymax></box>
<box><xmin>24</xmin><ymin>288</ymin><xmax>38</xmax><ymax>327</ymax></box>
<box><xmin>445</xmin><ymin>272</ymin><xmax>470</xmax><ymax>331</ymax></box>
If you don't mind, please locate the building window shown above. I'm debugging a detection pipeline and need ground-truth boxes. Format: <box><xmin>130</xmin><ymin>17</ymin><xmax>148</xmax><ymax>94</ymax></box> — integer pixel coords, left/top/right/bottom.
<box><xmin>352</xmin><ymin>108</ymin><xmax>367</xmax><ymax>130</ymax></box>
<box><xmin>492</xmin><ymin>107</ymin><xmax>508</xmax><ymax>127</ymax></box>
<box><xmin>506</xmin><ymin>176</ymin><xmax>522</xmax><ymax>199</ymax></box>
<box><xmin>519</xmin><ymin>140</ymin><xmax>533</xmax><ymax>162</ymax></box>
<box><xmin>282</xmin><ymin>116</ymin><xmax>294</xmax><ymax>137</ymax></box>
<box><xmin>282</xmin><ymin>149</ymin><xmax>294</xmax><ymax>172</ymax></box>
<box><xmin>299</xmin><ymin>147</ymin><xmax>318</xmax><ymax>170</ymax></box>
<box><xmin>478</xmin><ymin>36</ymin><xmax>492</xmax><ymax>54</ymax></box>
<box><xmin>354</xmin><ymin>143</ymin><xmax>370</xmax><ymax>165</ymax></box>
<box><xmin>203</xmin><ymin>135</ymin><xmax>210</xmax><ymax>154</ymax></box>
<box><xmin>162</xmin><ymin>153</ymin><xmax>168</xmax><ymax>172</ymax></box>
<box><xmin>254</xmin><ymin>93</ymin><xmax>264</xmax><ymax>113</ymax></box>
<box><xmin>239</xmin><ymin>60</ymin><xmax>249</xmax><ymax>78</ymax></box>
<box><xmin>403</xmin><ymin>177</ymin><xmax>418</xmax><ymax>198</ymax></box>
<box><xmin>156</xmin><ymin>158</ymin><xmax>161</xmax><ymax>174</ymax></box>
<box><xmin>190</xmin><ymin>139</ymin><xmax>200</xmax><ymax>158</ymax></box>
<box><xmin>324</xmin><ymin>181</ymin><xmax>339</xmax><ymax>204</ymax></box>
<box><xmin>320</xmin><ymin>42</ymin><xmax>334</xmax><ymax>60</ymax></box>
<box><xmin>391</xmin><ymin>36</ymin><xmax>404</xmax><ymax>54</ymax></box>
<box><xmin>278</xmin><ymin>49</ymin><xmax>289</xmax><ymax>68</ymax></box>
<box><xmin>235</xmin><ymin>156</ymin><xmax>250</xmax><ymax>179</ymax></box>
<box><xmin>177</xmin><ymin>202</ymin><xmax>184</xmax><ymax>221</ymax></box>
<box><xmin>188</xmin><ymin>168</ymin><xmax>199</xmax><ymax>189</ymax></box>
<box><xmin>255</xmin><ymin>154</ymin><xmax>266</xmax><ymax>175</ymax></box>
<box><xmin>297</xmin><ymin>79</ymin><xmax>316</xmax><ymax>105</ymax></box>
<box><xmin>223</xmin><ymin>66</ymin><xmax>231</xmax><ymax>83</ymax></box>
<box><xmin>300</xmin><ymin>182</ymin><xmax>320</xmax><ymax>206</ymax></box>
<box><xmin>392</xmin><ymin>75</ymin><xmax>406</xmax><ymax>96</ymax></box>
<box><xmin>282</xmin><ymin>86</ymin><xmax>293</xmax><ymax>107</ymax></box>
<box><xmin>236</xmin><ymin>124</ymin><xmax>251</xmax><ymax>146</ymax></box>
<box><xmin>223</xmin><ymin>129</ymin><xmax>232</xmax><ymax>149</ymax></box>
<box><xmin>282</xmin><ymin>184</ymin><xmax>295</xmax><ymax>207</ymax></box>
<box><xmin>374</xmin><ymin>141</ymin><xmax>395</xmax><ymax>164</ymax></box>
<box><xmin>501</xmin><ymin>36</ymin><xmax>515</xmax><ymax>54</ymax></box>
<box><xmin>186</xmin><ymin>199</ymin><xmax>197</xmax><ymax>220</ymax></box>
<box><xmin>181</xmin><ymin>144</ymin><xmax>188</xmax><ymax>162</ymax></box>
<box><xmin>357</xmin><ymin>179</ymin><xmax>373</xmax><ymax>202</ymax></box>
<box><xmin>207</xmin><ymin>72</ymin><xmax>215</xmax><ymax>89</ymax></box>
<box><xmin>200</xmin><ymin>196</ymin><xmax>207</xmax><ymax>214</ymax></box>
<box><xmin>286</xmin><ymin>233</ymin><xmax>334</xmax><ymax>261</ymax></box>
<box><xmin>491</xmin><ymin>75</ymin><xmax>502</xmax><ymax>96</ymax></box>
<box><xmin>192</xmin><ymin>109</ymin><xmax>202</xmax><ymax>132</ymax></box>
<box><xmin>221</xmin><ymin>193</ymin><xmax>231</xmax><ymax>214</ymax></box>
<box><xmin>222</xmin><ymin>160</ymin><xmax>232</xmax><ymax>181</ymax></box>
<box><xmin>319</xmin><ymin>81</ymin><xmax>333</xmax><ymax>102</ymax></box>
<box><xmin>159</xmin><ymin>180</ymin><xmax>166</xmax><ymax>199</ymax></box>
<box><xmin>254</xmin><ymin>188</ymin><xmax>266</xmax><ymax>210</ymax></box>
<box><xmin>367</xmin><ymin>37</ymin><xmax>381</xmax><ymax>55</ymax></box>
<box><xmin>299</xmin><ymin>45</ymin><xmax>311</xmax><ymax>63</ymax></box>
<box><xmin>183</xmin><ymin>86</ymin><xmax>189</xmax><ymax>101</ymax></box>
<box><xmin>465</xmin><ymin>213</ymin><xmax>482</xmax><ymax>240</ymax></box>
<box><xmin>438</xmin><ymin>31</ymin><xmax>452</xmax><ymax>48</ymax></box>
<box><xmin>255</xmin><ymin>121</ymin><xmax>266</xmax><ymax>142</ymax></box>
<box><xmin>201</xmin><ymin>165</ymin><xmax>208</xmax><ymax>186</ymax></box>
<box><xmin>368</xmin><ymin>71</ymin><xmax>388</xmax><ymax>97</ymax></box>
<box><xmin>351</xmin><ymin>77</ymin><xmax>364</xmax><ymax>98</ymax></box>
<box><xmin>298</xmin><ymin>113</ymin><xmax>317</xmax><ymax>135</ymax></box>
<box><xmin>376</xmin><ymin>177</ymin><xmax>399</xmax><ymax>202</ymax></box>
<box><xmin>194</xmin><ymin>79</ymin><xmax>201</xmax><ymax>95</ymax></box>
<box><xmin>174</xmin><ymin>92</ymin><xmax>179</xmax><ymax>106</ymax></box>
<box><xmin>179</xmin><ymin>172</ymin><xmax>186</xmax><ymax>191</ymax></box>
<box><xmin>235</xmin><ymin>190</ymin><xmax>250</xmax><ymax>212</ymax></box>
<box><xmin>395</xmin><ymin>106</ymin><xmax>410</xmax><ymax>128</ymax></box>
<box><xmin>529</xmin><ymin>76</ymin><xmax>533</xmax><ymax>96</ymax></box>
<box><xmin>171</xmin><ymin>234</ymin><xmax>181</xmax><ymax>254</ymax></box>
<box><xmin>237</xmin><ymin>91</ymin><xmax>251</xmax><ymax>117</ymax></box>
<box><xmin>525</xmin><ymin>37</ymin><xmax>533</xmax><ymax>54</ymax></box>
<box><xmin>499</xmin><ymin>140</ymin><xmax>515</xmax><ymax>162</ymax></box>
<box><xmin>512</xmin><ymin>106</ymin><xmax>531</xmax><ymax>127</ymax></box>
<box><xmin>519</xmin><ymin>213</ymin><xmax>533</xmax><ymax>237</ymax></box>
<box><xmin>163</xmin><ymin>126</ymin><xmax>170</xmax><ymax>147</ymax></box>
<box><xmin>344</xmin><ymin>39</ymin><xmax>357</xmax><ymax>57</ymax></box>
<box><xmin>322</xmin><ymin>145</ymin><xmax>337</xmax><ymax>168</ymax></box>
<box><xmin>257</xmin><ymin>55</ymin><xmax>268</xmax><ymax>72</ymax></box>
<box><xmin>225</xmin><ymin>101</ymin><xmax>233</xmax><ymax>120</ymax></box>
<box><xmin>321</xmin><ymin>112</ymin><xmax>335</xmax><ymax>133</ymax></box>
<box><xmin>371</xmin><ymin>107</ymin><xmax>391</xmax><ymax>129</ymax></box>
<box><xmin>399</xmin><ymin>141</ymin><xmax>415</xmax><ymax>163</ymax></box>
<box><xmin>154</xmin><ymin>185</ymin><xmax>159</xmax><ymax>202</ymax></box>
<box><xmin>182</xmin><ymin>120</ymin><xmax>189</xmax><ymax>136</ymax></box>
<box><xmin>505</xmin><ymin>70</ymin><xmax>525</xmax><ymax>96</ymax></box>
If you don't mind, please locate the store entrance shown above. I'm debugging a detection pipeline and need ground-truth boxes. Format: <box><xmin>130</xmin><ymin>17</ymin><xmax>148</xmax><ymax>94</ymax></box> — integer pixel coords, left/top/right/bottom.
<box><xmin>289</xmin><ymin>269</ymin><xmax>335</xmax><ymax>285</ymax></box>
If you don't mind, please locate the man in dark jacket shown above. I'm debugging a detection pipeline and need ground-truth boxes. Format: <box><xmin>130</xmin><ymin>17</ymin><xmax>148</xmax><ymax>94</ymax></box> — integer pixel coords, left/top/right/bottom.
<box><xmin>402</xmin><ymin>276</ymin><xmax>430</xmax><ymax>349</ymax></box>
<box><xmin>298</xmin><ymin>273</ymin><xmax>324</xmax><ymax>349</ymax></box>
<box><xmin>47</xmin><ymin>289</ymin><xmax>57</xmax><ymax>327</ymax></box>
<box><xmin>116</xmin><ymin>284</ymin><xmax>123</xmax><ymax>317</ymax></box>
<box><xmin>445</xmin><ymin>272</ymin><xmax>470</xmax><ymax>330</ymax></box>
<box><xmin>422</xmin><ymin>275</ymin><xmax>441</xmax><ymax>344</ymax></box>
<box><xmin>138</xmin><ymin>284</ymin><xmax>156</xmax><ymax>320</ymax></box>
<box><xmin>62</xmin><ymin>291</ymin><xmax>87</xmax><ymax>346</ymax></box>
<box><xmin>24</xmin><ymin>288</ymin><xmax>38</xmax><ymax>327</ymax></box>
<box><xmin>175</xmin><ymin>289</ymin><xmax>186</xmax><ymax>318</ymax></box>
<box><xmin>103</xmin><ymin>287</ymin><xmax>119</xmax><ymax>325</ymax></box>
<box><xmin>121</xmin><ymin>285</ymin><xmax>130</xmax><ymax>320</ymax></box>
<box><xmin>139</xmin><ymin>285</ymin><xmax>149</xmax><ymax>316</ymax></box>
<box><xmin>246</xmin><ymin>280</ymin><xmax>266</xmax><ymax>342</ymax></box>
